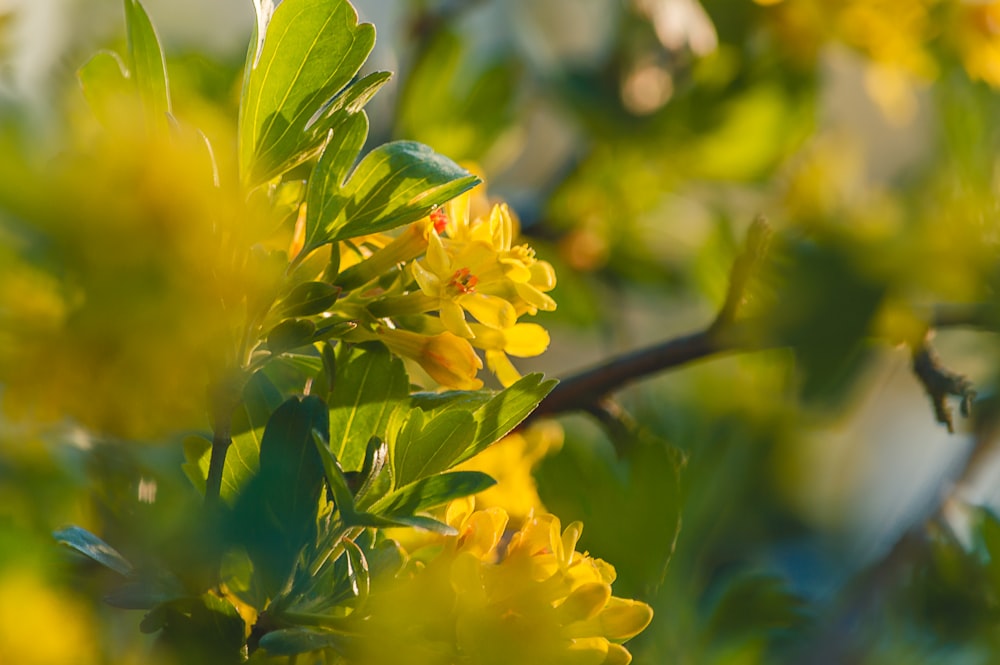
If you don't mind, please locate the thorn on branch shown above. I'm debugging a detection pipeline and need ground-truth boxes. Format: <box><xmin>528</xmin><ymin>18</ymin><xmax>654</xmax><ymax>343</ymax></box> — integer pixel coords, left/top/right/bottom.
<box><xmin>911</xmin><ymin>334</ymin><xmax>976</xmax><ymax>433</ymax></box>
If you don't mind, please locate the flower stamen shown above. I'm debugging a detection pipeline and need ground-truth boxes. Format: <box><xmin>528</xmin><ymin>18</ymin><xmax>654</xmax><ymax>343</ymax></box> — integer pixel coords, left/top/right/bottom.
<box><xmin>449</xmin><ymin>267</ymin><xmax>479</xmax><ymax>294</ymax></box>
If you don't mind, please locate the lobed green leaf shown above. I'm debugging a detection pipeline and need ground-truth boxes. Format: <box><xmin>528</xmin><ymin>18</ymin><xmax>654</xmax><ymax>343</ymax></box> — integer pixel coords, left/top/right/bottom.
<box><xmin>240</xmin><ymin>0</ymin><xmax>375</xmax><ymax>185</ymax></box>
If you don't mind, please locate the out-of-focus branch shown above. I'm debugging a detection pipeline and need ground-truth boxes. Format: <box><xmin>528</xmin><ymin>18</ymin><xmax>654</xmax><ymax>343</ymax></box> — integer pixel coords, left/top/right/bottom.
<box><xmin>911</xmin><ymin>333</ymin><xmax>976</xmax><ymax>433</ymax></box>
<box><xmin>528</xmin><ymin>218</ymin><xmax>773</xmax><ymax>423</ymax></box>
<box><xmin>529</xmin><ymin>214</ymin><xmax>993</xmax><ymax>427</ymax></box>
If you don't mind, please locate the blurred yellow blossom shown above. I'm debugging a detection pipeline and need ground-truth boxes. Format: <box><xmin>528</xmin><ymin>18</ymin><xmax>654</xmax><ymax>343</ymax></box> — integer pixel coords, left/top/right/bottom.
<box><xmin>950</xmin><ymin>1</ymin><xmax>1000</xmax><ymax>86</ymax></box>
<box><xmin>353</xmin><ymin>498</ymin><xmax>652</xmax><ymax>665</ymax></box>
<box><xmin>0</xmin><ymin>569</ymin><xmax>98</xmax><ymax>665</ymax></box>
<box><xmin>0</xmin><ymin>119</ymin><xmax>277</xmax><ymax>437</ymax></box>
<box><xmin>456</xmin><ymin>421</ymin><xmax>565</xmax><ymax>522</ymax></box>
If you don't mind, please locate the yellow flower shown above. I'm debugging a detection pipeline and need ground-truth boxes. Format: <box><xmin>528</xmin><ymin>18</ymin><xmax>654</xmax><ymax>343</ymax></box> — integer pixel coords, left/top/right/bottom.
<box><xmin>440</xmin><ymin>196</ymin><xmax>557</xmax><ymax>316</ymax></box>
<box><xmin>377</xmin><ymin>326</ymin><xmax>484</xmax><ymax>390</ymax></box>
<box><xmin>411</xmin><ymin>230</ymin><xmax>517</xmax><ymax>337</ymax></box>
<box><xmin>354</xmin><ymin>499</ymin><xmax>653</xmax><ymax>665</ymax></box>
<box><xmin>469</xmin><ymin>321</ymin><xmax>551</xmax><ymax>387</ymax></box>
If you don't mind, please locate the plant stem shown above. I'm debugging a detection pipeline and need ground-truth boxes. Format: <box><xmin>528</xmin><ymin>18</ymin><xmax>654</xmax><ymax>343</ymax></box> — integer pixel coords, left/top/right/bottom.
<box><xmin>204</xmin><ymin>372</ymin><xmax>244</xmax><ymax>507</ymax></box>
<box><xmin>204</xmin><ymin>415</ymin><xmax>232</xmax><ymax>507</ymax></box>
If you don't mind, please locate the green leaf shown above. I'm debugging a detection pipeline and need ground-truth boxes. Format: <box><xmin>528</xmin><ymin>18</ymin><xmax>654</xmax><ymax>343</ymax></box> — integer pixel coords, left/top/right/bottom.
<box><xmin>267</xmin><ymin>318</ymin><xmax>317</xmax><ymax>354</ymax></box>
<box><xmin>104</xmin><ymin>571</ymin><xmax>186</xmax><ymax>610</ymax></box>
<box><xmin>342</xmin><ymin>538</ymin><xmax>370</xmax><ymax>606</ymax></box>
<box><xmin>230</xmin><ymin>396</ymin><xmax>329</xmax><ymax>595</ymax></box>
<box><xmin>181</xmin><ymin>434</ymin><xmax>211</xmax><ymax>495</ymax></box>
<box><xmin>240</xmin><ymin>0</ymin><xmax>375</xmax><ymax>185</ymax></box>
<box><xmin>77</xmin><ymin>50</ymin><xmax>130</xmax><ymax>127</ymax></box>
<box><xmin>456</xmin><ymin>373</ymin><xmax>558</xmax><ymax>465</ymax></box>
<box><xmin>303</xmin><ymin>111</ymin><xmax>369</xmax><ymax>252</ymax></box>
<box><xmin>312</xmin><ymin>430</ymin><xmax>358</xmax><ymax>519</ymax></box>
<box><xmin>223</xmin><ymin>371</ymin><xmax>286</xmax><ymax>500</ymax></box>
<box><xmin>123</xmin><ymin>0</ymin><xmax>171</xmax><ymax>129</ymax></box>
<box><xmin>53</xmin><ymin>526</ymin><xmax>133</xmax><ymax>576</ymax></box>
<box><xmin>143</xmin><ymin>595</ymin><xmax>246</xmax><ymax>663</ymax></box>
<box><xmin>328</xmin><ymin>342</ymin><xmax>408</xmax><ymax>472</ymax></box>
<box><xmin>259</xmin><ymin>627</ymin><xmax>353</xmax><ymax>656</ymax></box>
<box><xmin>303</xmin><ymin>70</ymin><xmax>391</xmax><ymax>148</ymax></box>
<box><xmin>306</xmin><ymin>140</ymin><xmax>480</xmax><ymax>247</ymax></box>
<box><xmin>276</xmin><ymin>281</ymin><xmax>341</xmax><ymax>317</ymax></box>
<box><xmin>392</xmin><ymin>410</ymin><xmax>477</xmax><ymax>486</ymax></box>
<box><xmin>372</xmin><ymin>471</ymin><xmax>495</xmax><ymax>519</ymax></box>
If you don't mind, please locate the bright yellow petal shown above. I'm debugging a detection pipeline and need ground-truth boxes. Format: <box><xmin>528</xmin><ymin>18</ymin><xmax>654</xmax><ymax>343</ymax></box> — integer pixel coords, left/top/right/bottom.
<box><xmin>504</xmin><ymin>323</ymin><xmax>550</xmax><ymax>357</ymax></box>
<box><xmin>515</xmin><ymin>281</ymin><xmax>557</xmax><ymax>312</ymax></box>
<box><xmin>602</xmin><ymin>643</ymin><xmax>632</xmax><ymax>665</ymax></box>
<box><xmin>411</xmin><ymin>259</ymin><xmax>443</xmax><ymax>297</ymax></box>
<box><xmin>486</xmin><ymin>349</ymin><xmax>522</xmax><ymax>387</ymax></box>
<box><xmin>597</xmin><ymin>598</ymin><xmax>654</xmax><ymax>640</ymax></box>
<box><xmin>557</xmin><ymin>582</ymin><xmax>612</xmax><ymax>623</ymax></box>
<box><xmin>530</xmin><ymin>259</ymin><xmax>558</xmax><ymax>290</ymax></box>
<box><xmin>460</xmin><ymin>292</ymin><xmax>517</xmax><ymax>329</ymax></box>
<box><xmin>426</xmin><ymin>230</ymin><xmax>452</xmax><ymax>275</ymax></box>
<box><xmin>441</xmin><ymin>300</ymin><xmax>475</xmax><ymax>338</ymax></box>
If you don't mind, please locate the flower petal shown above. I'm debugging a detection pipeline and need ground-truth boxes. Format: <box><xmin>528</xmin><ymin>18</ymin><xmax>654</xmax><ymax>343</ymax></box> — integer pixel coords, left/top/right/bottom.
<box><xmin>486</xmin><ymin>349</ymin><xmax>522</xmax><ymax>388</ymax></box>
<box><xmin>504</xmin><ymin>323</ymin><xmax>550</xmax><ymax>357</ymax></box>
<box><xmin>460</xmin><ymin>292</ymin><xmax>517</xmax><ymax>329</ymax></box>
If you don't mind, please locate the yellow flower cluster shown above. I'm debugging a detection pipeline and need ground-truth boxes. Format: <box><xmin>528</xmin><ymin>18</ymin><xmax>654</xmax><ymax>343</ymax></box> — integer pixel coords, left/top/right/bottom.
<box><xmin>355</xmin><ymin>498</ymin><xmax>653</xmax><ymax>665</ymax></box>
<box><xmin>344</xmin><ymin>182</ymin><xmax>557</xmax><ymax>389</ymax></box>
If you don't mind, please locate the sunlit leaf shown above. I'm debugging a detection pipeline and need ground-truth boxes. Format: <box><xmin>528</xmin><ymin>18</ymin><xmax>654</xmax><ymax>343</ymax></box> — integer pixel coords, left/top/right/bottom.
<box><xmin>123</xmin><ymin>0</ymin><xmax>171</xmax><ymax>129</ymax></box>
<box><xmin>371</xmin><ymin>471</ymin><xmax>495</xmax><ymax>518</ymax></box>
<box><xmin>456</xmin><ymin>373</ymin><xmax>558</xmax><ymax>464</ymax></box>
<box><xmin>392</xmin><ymin>409</ymin><xmax>476</xmax><ymax>486</ymax></box>
<box><xmin>77</xmin><ymin>50</ymin><xmax>130</xmax><ymax>126</ymax></box>
<box><xmin>239</xmin><ymin>0</ymin><xmax>375</xmax><ymax>185</ymax></box>
<box><xmin>305</xmin><ymin>140</ymin><xmax>479</xmax><ymax>248</ymax></box>
<box><xmin>328</xmin><ymin>342</ymin><xmax>408</xmax><ymax>472</ymax></box>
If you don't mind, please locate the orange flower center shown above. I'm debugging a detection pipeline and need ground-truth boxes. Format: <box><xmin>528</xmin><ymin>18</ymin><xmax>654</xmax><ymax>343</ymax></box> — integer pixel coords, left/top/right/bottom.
<box><xmin>449</xmin><ymin>267</ymin><xmax>479</xmax><ymax>294</ymax></box>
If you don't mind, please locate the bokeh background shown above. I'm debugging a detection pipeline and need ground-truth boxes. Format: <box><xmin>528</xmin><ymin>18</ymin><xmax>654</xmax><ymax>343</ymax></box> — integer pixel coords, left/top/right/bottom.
<box><xmin>4</xmin><ymin>0</ymin><xmax>1000</xmax><ymax>663</ymax></box>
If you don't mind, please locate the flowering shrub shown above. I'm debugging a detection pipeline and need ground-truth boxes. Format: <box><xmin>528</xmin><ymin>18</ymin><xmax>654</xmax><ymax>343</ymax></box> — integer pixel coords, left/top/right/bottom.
<box><xmin>0</xmin><ymin>1</ymin><xmax>648</xmax><ymax>663</ymax></box>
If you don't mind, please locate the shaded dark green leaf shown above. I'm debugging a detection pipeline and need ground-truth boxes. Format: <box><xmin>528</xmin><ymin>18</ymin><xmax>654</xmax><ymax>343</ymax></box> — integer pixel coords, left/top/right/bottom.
<box><xmin>267</xmin><ymin>318</ymin><xmax>317</xmax><ymax>354</ymax></box>
<box><xmin>230</xmin><ymin>396</ymin><xmax>329</xmax><ymax>596</ymax></box>
<box><xmin>277</xmin><ymin>281</ymin><xmax>340</xmax><ymax>317</ymax></box>
<box><xmin>259</xmin><ymin>627</ymin><xmax>353</xmax><ymax>656</ymax></box>
<box><xmin>54</xmin><ymin>525</ymin><xmax>132</xmax><ymax>576</ymax></box>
